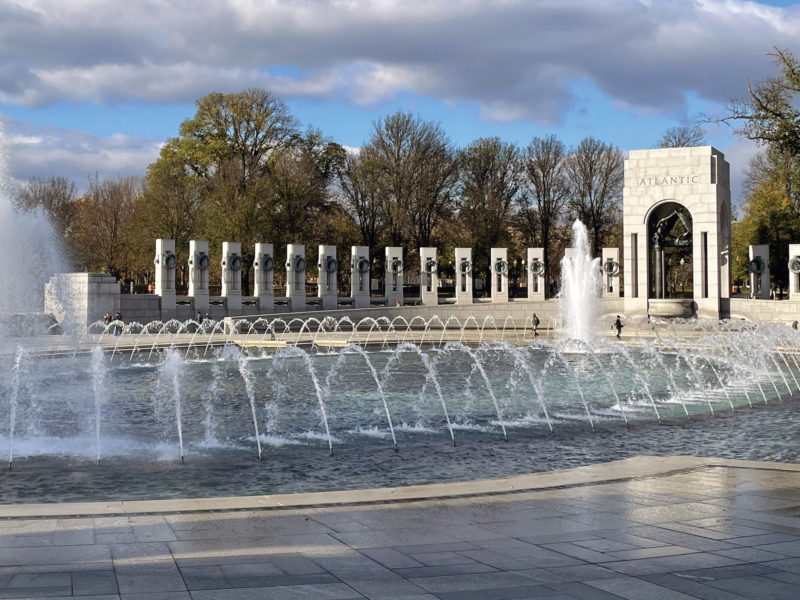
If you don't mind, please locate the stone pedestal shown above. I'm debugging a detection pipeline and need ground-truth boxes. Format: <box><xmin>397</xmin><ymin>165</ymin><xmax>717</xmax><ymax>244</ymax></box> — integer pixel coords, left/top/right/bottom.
<box><xmin>254</xmin><ymin>243</ymin><xmax>274</xmax><ymax>313</ymax></box>
<box><xmin>385</xmin><ymin>247</ymin><xmax>404</xmax><ymax>307</ymax></box>
<box><xmin>44</xmin><ymin>273</ymin><xmax>120</xmax><ymax>330</ymax></box>
<box><xmin>602</xmin><ymin>248</ymin><xmax>621</xmax><ymax>298</ymax></box>
<box><xmin>318</xmin><ymin>245</ymin><xmax>338</xmax><ymax>311</ymax></box>
<box><xmin>420</xmin><ymin>247</ymin><xmax>438</xmax><ymax>306</ymax></box>
<box><xmin>188</xmin><ymin>240</ymin><xmax>210</xmax><ymax>313</ymax></box>
<box><xmin>527</xmin><ymin>248</ymin><xmax>545</xmax><ymax>300</ymax></box>
<box><xmin>154</xmin><ymin>238</ymin><xmax>177</xmax><ymax>312</ymax></box>
<box><xmin>789</xmin><ymin>244</ymin><xmax>800</xmax><ymax>302</ymax></box>
<box><xmin>286</xmin><ymin>244</ymin><xmax>306</xmax><ymax>312</ymax></box>
<box><xmin>221</xmin><ymin>241</ymin><xmax>243</xmax><ymax>311</ymax></box>
<box><xmin>455</xmin><ymin>248</ymin><xmax>473</xmax><ymax>305</ymax></box>
<box><xmin>749</xmin><ymin>244</ymin><xmax>770</xmax><ymax>299</ymax></box>
<box><xmin>351</xmin><ymin>246</ymin><xmax>370</xmax><ymax>309</ymax></box>
<box><xmin>490</xmin><ymin>248</ymin><xmax>509</xmax><ymax>303</ymax></box>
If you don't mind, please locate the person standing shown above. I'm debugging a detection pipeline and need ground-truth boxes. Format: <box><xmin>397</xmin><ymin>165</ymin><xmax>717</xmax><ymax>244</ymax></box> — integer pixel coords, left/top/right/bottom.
<box><xmin>613</xmin><ymin>315</ymin><xmax>624</xmax><ymax>340</ymax></box>
<box><xmin>533</xmin><ymin>313</ymin><xmax>540</xmax><ymax>338</ymax></box>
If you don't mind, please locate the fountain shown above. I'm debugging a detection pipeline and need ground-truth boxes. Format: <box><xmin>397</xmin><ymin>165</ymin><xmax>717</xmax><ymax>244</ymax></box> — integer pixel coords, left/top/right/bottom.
<box><xmin>0</xmin><ymin>120</ymin><xmax>67</xmax><ymax>334</ymax></box>
<box><xmin>1</xmin><ymin>124</ymin><xmax>799</xmax><ymax>505</ymax></box>
<box><xmin>560</xmin><ymin>220</ymin><xmax>603</xmax><ymax>342</ymax></box>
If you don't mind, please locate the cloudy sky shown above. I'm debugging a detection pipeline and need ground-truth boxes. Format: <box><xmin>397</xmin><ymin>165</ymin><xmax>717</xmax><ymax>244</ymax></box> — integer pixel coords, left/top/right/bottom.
<box><xmin>1</xmin><ymin>0</ymin><xmax>799</xmax><ymax>205</ymax></box>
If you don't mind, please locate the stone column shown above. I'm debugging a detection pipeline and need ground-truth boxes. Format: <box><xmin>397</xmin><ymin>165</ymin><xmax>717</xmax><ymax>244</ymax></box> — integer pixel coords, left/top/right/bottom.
<box><xmin>350</xmin><ymin>246</ymin><xmax>370</xmax><ymax>309</ymax></box>
<box><xmin>221</xmin><ymin>241</ymin><xmax>243</xmax><ymax>311</ymax></box>
<box><xmin>526</xmin><ymin>248</ymin><xmax>545</xmax><ymax>301</ymax></box>
<box><xmin>318</xmin><ymin>245</ymin><xmax>338</xmax><ymax>311</ymax></box>
<box><xmin>154</xmin><ymin>238</ymin><xmax>177</xmax><ymax>312</ymax></box>
<box><xmin>790</xmin><ymin>244</ymin><xmax>800</xmax><ymax>302</ymax></box>
<box><xmin>420</xmin><ymin>247</ymin><xmax>438</xmax><ymax>306</ymax></box>
<box><xmin>454</xmin><ymin>248</ymin><xmax>473</xmax><ymax>305</ymax></box>
<box><xmin>490</xmin><ymin>248</ymin><xmax>509</xmax><ymax>303</ymax></box>
<box><xmin>254</xmin><ymin>243</ymin><xmax>274</xmax><ymax>313</ymax></box>
<box><xmin>384</xmin><ymin>247</ymin><xmax>404</xmax><ymax>307</ymax></box>
<box><xmin>748</xmin><ymin>244</ymin><xmax>770</xmax><ymax>299</ymax></box>
<box><xmin>188</xmin><ymin>240</ymin><xmax>210</xmax><ymax>314</ymax></box>
<box><xmin>286</xmin><ymin>244</ymin><xmax>306</xmax><ymax>312</ymax></box>
<box><xmin>602</xmin><ymin>248</ymin><xmax>621</xmax><ymax>298</ymax></box>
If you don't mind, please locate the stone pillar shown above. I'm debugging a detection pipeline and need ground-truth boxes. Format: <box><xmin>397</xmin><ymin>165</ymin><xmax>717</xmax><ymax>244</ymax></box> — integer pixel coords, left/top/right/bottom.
<box><xmin>420</xmin><ymin>247</ymin><xmax>438</xmax><ymax>306</ymax></box>
<box><xmin>385</xmin><ymin>247</ymin><xmax>404</xmax><ymax>307</ymax></box>
<box><xmin>454</xmin><ymin>248</ymin><xmax>473</xmax><ymax>305</ymax></box>
<box><xmin>623</xmin><ymin>146</ymin><xmax>731</xmax><ymax>319</ymax></box>
<box><xmin>602</xmin><ymin>248</ymin><xmax>621</xmax><ymax>298</ymax></box>
<box><xmin>350</xmin><ymin>246</ymin><xmax>371</xmax><ymax>309</ymax></box>
<box><xmin>221</xmin><ymin>241</ymin><xmax>243</xmax><ymax>311</ymax></box>
<box><xmin>318</xmin><ymin>245</ymin><xmax>338</xmax><ymax>311</ymax></box>
<box><xmin>526</xmin><ymin>248</ymin><xmax>545</xmax><ymax>301</ymax></box>
<box><xmin>154</xmin><ymin>238</ymin><xmax>177</xmax><ymax>312</ymax></box>
<box><xmin>286</xmin><ymin>244</ymin><xmax>306</xmax><ymax>312</ymax></box>
<box><xmin>748</xmin><ymin>244</ymin><xmax>770</xmax><ymax>299</ymax></box>
<box><xmin>254</xmin><ymin>243</ymin><xmax>275</xmax><ymax>313</ymax></box>
<box><xmin>188</xmin><ymin>240</ymin><xmax>210</xmax><ymax>313</ymax></box>
<box><xmin>789</xmin><ymin>244</ymin><xmax>800</xmax><ymax>302</ymax></box>
<box><xmin>490</xmin><ymin>248</ymin><xmax>509</xmax><ymax>303</ymax></box>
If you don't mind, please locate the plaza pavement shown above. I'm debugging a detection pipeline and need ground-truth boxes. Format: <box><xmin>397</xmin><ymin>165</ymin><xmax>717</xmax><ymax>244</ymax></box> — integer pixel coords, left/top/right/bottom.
<box><xmin>1</xmin><ymin>456</ymin><xmax>800</xmax><ymax>599</ymax></box>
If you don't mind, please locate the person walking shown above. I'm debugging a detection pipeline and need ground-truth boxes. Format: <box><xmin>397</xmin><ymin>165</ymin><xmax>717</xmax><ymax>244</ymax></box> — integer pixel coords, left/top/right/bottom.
<box><xmin>533</xmin><ymin>313</ymin><xmax>540</xmax><ymax>338</ymax></box>
<box><xmin>613</xmin><ymin>315</ymin><xmax>624</xmax><ymax>340</ymax></box>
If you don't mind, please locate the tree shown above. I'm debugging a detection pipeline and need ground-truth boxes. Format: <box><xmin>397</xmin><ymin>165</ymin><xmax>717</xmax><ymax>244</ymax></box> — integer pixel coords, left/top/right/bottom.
<box><xmin>657</xmin><ymin>125</ymin><xmax>706</xmax><ymax>148</ymax></box>
<box><xmin>520</xmin><ymin>135</ymin><xmax>570</xmax><ymax>293</ymax></box>
<box><xmin>565</xmin><ymin>137</ymin><xmax>624</xmax><ymax>257</ymax></box>
<box><xmin>73</xmin><ymin>175</ymin><xmax>141</xmax><ymax>277</ymax></box>
<box><xmin>362</xmin><ymin>112</ymin><xmax>458</xmax><ymax>250</ymax></box>
<box><xmin>177</xmin><ymin>88</ymin><xmax>299</xmax><ymax>185</ymax></box>
<box><xmin>457</xmin><ymin>137</ymin><xmax>521</xmax><ymax>279</ymax></box>
<box><xmin>733</xmin><ymin>177</ymin><xmax>800</xmax><ymax>293</ymax></box>
<box><xmin>146</xmin><ymin>89</ymin><xmax>302</xmax><ymax>292</ymax></box>
<box><xmin>269</xmin><ymin>129</ymin><xmax>345</xmax><ymax>243</ymax></box>
<box><xmin>338</xmin><ymin>150</ymin><xmax>383</xmax><ymax>250</ymax></box>
<box><xmin>718</xmin><ymin>48</ymin><xmax>800</xmax><ymax>155</ymax></box>
<box><xmin>14</xmin><ymin>176</ymin><xmax>78</xmax><ymax>245</ymax></box>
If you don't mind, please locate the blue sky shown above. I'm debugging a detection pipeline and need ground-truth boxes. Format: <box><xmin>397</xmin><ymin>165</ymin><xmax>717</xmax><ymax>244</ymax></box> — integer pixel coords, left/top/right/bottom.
<box><xmin>2</xmin><ymin>0</ymin><xmax>800</xmax><ymax>205</ymax></box>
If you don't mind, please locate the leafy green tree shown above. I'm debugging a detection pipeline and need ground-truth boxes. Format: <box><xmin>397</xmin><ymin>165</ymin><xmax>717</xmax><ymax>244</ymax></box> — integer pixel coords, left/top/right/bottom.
<box><xmin>733</xmin><ymin>179</ymin><xmax>800</xmax><ymax>293</ymax></box>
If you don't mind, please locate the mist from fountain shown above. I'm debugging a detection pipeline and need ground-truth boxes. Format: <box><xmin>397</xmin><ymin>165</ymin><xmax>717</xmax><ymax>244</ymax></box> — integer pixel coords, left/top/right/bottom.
<box><xmin>560</xmin><ymin>220</ymin><xmax>603</xmax><ymax>342</ymax></box>
<box><xmin>0</xmin><ymin>121</ymin><xmax>67</xmax><ymax>324</ymax></box>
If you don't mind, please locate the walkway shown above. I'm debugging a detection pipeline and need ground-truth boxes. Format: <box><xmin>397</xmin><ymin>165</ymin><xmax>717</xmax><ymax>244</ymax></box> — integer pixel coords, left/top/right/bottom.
<box><xmin>1</xmin><ymin>456</ymin><xmax>799</xmax><ymax>599</ymax></box>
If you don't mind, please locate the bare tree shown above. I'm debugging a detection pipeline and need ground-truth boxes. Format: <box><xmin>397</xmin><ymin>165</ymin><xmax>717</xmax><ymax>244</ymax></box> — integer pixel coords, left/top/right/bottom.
<box><xmin>657</xmin><ymin>125</ymin><xmax>707</xmax><ymax>148</ymax></box>
<box><xmin>338</xmin><ymin>150</ymin><xmax>382</xmax><ymax>250</ymax></box>
<box><xmin>73</xmin><ymin>175</ymin><xmax>141</xmax><ymax>277</ymax></box>
<box><xmin>363</xmin><ymin>112</ymin><xmax>458</xmax><ymax>248</ymax></box>
<box><xmin>565</xmin><ymin>137</ymin><xmax>624</xmax><ymax>257</ymax></box>
<box><xmin>715</xmin><ymin>48</ymin><xmax>800</xmax><ymax>155</ymax></box>
<box><xmin>521</xmin><ymin>135</ymin><xmax>570</xmax><ymax>293</ymax></box>
<box><xmin>457</xmin><ymin>137</ymin><xmax>521</xmax><ymax>275</ymax></box>
<box><xmin>14</xmin><ymin>176</ymin><xmax>78</xmax><ymax>242</ymax></box>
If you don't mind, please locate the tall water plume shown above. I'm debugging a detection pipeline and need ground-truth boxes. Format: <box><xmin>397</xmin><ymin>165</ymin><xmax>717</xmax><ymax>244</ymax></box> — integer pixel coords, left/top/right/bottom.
<box><xmin>0</xmin><ymin>118</ymin><xmax>66</xmax><ymax>319</ymax></box>
<box><xmin>560</xmin><ymin>220</ymin><xmax>603</xmax><ymax>342</ymax></box>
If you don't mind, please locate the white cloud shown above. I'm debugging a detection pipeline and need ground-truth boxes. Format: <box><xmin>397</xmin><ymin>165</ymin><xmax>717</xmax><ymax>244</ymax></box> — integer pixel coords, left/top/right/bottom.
<box><xmin>2</xmin><ymin>118</ymin><xmax>161</xmax><ymax>192</ymax></box>
<box><xmin>0</xmin><ymin>0</ymin><xmax>797</xmax><ymax>124</ymax></box>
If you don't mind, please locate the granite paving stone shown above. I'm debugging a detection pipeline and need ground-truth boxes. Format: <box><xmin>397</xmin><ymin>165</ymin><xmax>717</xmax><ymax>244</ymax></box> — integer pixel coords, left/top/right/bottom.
<box><xmin>1</xmin><ymin>458</ymin><xmax>799</xmax><ymax>599</ymax></box>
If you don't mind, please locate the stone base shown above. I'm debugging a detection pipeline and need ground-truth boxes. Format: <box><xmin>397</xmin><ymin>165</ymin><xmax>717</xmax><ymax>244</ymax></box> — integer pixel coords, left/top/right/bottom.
<box><xmin>648</xmin><ymin>298</ymin><xmax>695</xmax><ymax>318</ymax></box>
